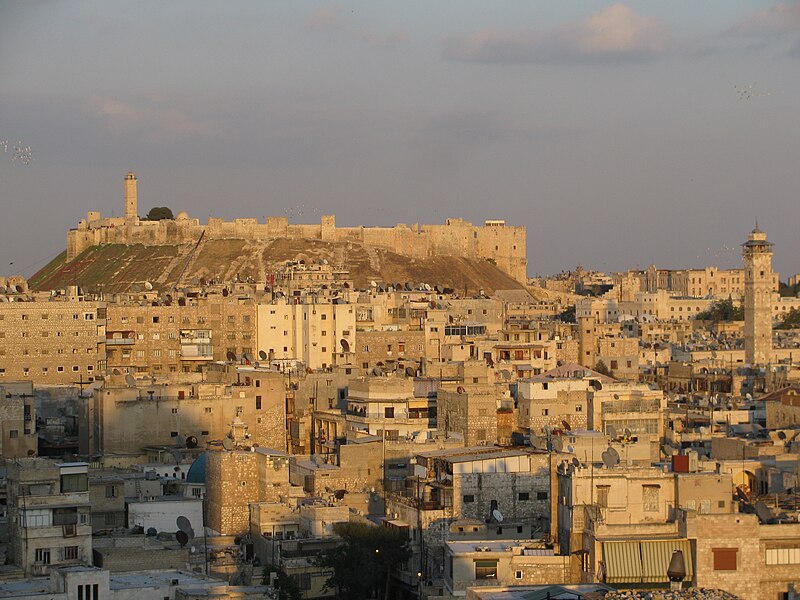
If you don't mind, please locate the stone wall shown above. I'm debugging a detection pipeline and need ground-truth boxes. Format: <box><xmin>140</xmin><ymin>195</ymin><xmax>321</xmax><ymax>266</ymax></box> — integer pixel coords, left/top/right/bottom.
<box><xmin>68</xmin><ymin>213</ymin><xmax>527</xmax><ymax>282</ymax></box>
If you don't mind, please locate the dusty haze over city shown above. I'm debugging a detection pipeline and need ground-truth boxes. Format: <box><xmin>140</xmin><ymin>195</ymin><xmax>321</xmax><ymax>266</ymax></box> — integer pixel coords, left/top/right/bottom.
<box><xmin>1</xmin><ymin>1</ymin><xmax>798</xmax><ymax>278</ymax></box>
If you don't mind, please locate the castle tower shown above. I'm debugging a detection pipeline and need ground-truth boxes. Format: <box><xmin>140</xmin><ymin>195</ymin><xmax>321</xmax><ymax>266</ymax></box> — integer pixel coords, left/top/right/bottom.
<box><xmin>124</xmin><ymin>171</ymin><xmax>138</xmax><ymax>220</ymax></box>
<box><xmin>742</xmin><ymin>226</ymin><xmax>773</xmax><ymax>366</ymax></box>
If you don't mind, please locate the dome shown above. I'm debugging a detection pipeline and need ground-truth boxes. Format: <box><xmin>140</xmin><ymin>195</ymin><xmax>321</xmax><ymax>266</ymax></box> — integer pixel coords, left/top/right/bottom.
<box><xmin>176</xmin><ymin>211</ymin><xmax>190</xmax><ymax>220</ymax></box>
<box><xmin>186</xmin><ymin>452</ymin><xmax>206</xmax><ymax>484</ymax></box>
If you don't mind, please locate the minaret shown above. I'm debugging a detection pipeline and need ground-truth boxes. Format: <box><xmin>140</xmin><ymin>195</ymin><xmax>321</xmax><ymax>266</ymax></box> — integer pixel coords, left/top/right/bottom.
<box><xmin>578</xmin><ymin>314</ymin><xmax>597</xmax><ymax>369</ymax></box>
<box><xmin>124</xmin><ymin>171</ymin><xmax>138</xmax><ymax>220</ymax></box>
<box><xmin>742</xmin><ymin>225</ymin><xmax>773</xmax><ymax>366</ymax></box>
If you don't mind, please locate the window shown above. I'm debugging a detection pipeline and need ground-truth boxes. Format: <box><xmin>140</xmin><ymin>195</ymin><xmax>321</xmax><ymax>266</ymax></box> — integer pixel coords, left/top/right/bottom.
<box><xmin>765</xmin><ymin>547</ymin><xmax>800</xmax><ymax>565</ymax></box>
<box><xmin>642</xmin><ymin>485</ymin><xmax>660</xmax><ymax>512</ymax></box>
<box><xmin>713</xmin><ymin>548</ymin><xmax>738</xmax><ymax>571</ymax></box>
<box><xmin>515</xmin><ymin>570</ymin><xmax>523</xmax><ymax>579</ymax></box>
<box><xmin>204</xmin><ymin>407</ymin><xmax>212</xmax><ymax>414</ymax></box>
<box><xmin>9</xmin><ymin>430</ymin><xmax>18</xmax><ymax>439</ymax></box>
<box><xmin>60</xmin><ymin>473</ymin><xmax>88</xmax><ymax>493</ymax></box>
<box><xmin>596</xmin><ymin>485</ymin><xmax>610</xmax><ymax>508</ymax></box>
<box><xmin>35</xmin><ymin>548</ymin><xmax>51</xmax><ymax>564</ymax></box>
<box><xmin>63</xmin><ymin>545</ymin><xmax>79</xmax><ymax>560</ymax></box>
<box><xmin>255</xmin><ymin>396</ymin><xmax>262</xmax><ymax>410</ymax></box>
<box><xmin>384</xmin><ymin>407</ymin><xmax>394</xmax><ymax>419</ymax></box>
<box><xmin>537</xmin><ymin>491</ymin><xmax>548</xmax><ymax>500</ymax></box>
<box><xmin>463</xmin><ymin>494</ymin><xmax>475</xmax><ymax>503</ymax></box>
<box><xmin>105</xmin><ymin>485</ymin><xmax>117</xmax><ymax>498</ymax></box>
<box><xmin>475</xmin><ymin>559</ymin><xmax>498</xmax><ymax>579</ymax></box>
<box><xmin>518</xmin><ymin>492</ymin><xmax>530</xmax><ymax>501</ymax></box>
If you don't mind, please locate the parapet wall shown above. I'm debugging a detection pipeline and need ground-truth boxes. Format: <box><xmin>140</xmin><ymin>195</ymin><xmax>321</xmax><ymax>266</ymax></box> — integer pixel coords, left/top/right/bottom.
<box><xmin>67</xmin><ymin>214</ymin><xmax>527</xmax><ymax>281</ymax></box>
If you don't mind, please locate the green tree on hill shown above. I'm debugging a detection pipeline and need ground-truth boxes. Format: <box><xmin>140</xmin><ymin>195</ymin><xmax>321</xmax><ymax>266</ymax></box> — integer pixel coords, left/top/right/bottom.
<box><xmin>145</xmin><ymin>206</ymin><xmax>174</xmax><ymax>220</ymax></box>
<box><xmin>695</xmin><ymin>298</ymin><xmax>743</xmax><ymax>322</ymax></box>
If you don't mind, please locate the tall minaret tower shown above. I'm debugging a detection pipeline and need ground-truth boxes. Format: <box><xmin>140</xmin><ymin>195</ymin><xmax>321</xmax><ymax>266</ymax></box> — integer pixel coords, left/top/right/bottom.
<box><xmin>124</xmin><ymin>171</ymin><xmax>138</xmax><ymax>220</ymax></box>
<box><xmin>742</xmin><ymin>225</ymin><xmax>774</xmax><ymax>366</ymax></box>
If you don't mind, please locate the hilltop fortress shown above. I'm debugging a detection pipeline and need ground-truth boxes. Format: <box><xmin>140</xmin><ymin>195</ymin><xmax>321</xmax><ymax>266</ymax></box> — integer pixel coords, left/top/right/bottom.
<box><xmin>67</xmin><ymin>172</ymin><xmax>528</xmax><ymax>282</ymax></box>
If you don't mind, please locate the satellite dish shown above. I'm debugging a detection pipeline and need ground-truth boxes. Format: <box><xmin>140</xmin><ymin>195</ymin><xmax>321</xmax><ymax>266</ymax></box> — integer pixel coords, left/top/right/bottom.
<box><xmin>146</xmin><ymin>527</ymin><xmax>157</xmax><ymax>537</ymax></box>
<box><xmin>405</xmin><ymin>366</ymin><xmax>416</xmax><ymax>377</ymax></box>
<box><xmin>113</xmin><ymin>368</ymin><xmax>121</xmax><ymax>376</ymax></box>
<box><xmin>222</xmin><ymin>288</ymin><xmax>229</xmax><ymax>297</ymax></box>
<box><xmin>734</xmin><ymin>486</ymin><xmax>750</xmax><ymax>502</ymax></box>
<box><xmin>178</xmin><ymin>297</ymin><xmax>186</xmax><ymax>306</ymax></box>
<box><xmin>754</xmin><ymin>501</ymin><xmax>775</xmax><ymax>524</ymax></box>
<box><xmin>186</xmin><ymin>435</ymin><xmax>198</xmax><ymax>449</ymax></box>
<box><xmin>607</xmin><ymin>425</ymin><xmax>617</xmax><ymax>439</ymax></box>
<box><xmin>457</xmin><ymin>386</ymin><xmax>465</xmax><ymax>394</ymax></box>
<box><xmin>602</xmin><ymin>447</ymin><xmax>621</xmax><ymax>468</ymax></box>
<box><xmin>561</xmin><ymin>420</ymin><xmax>572</xmax><ymax>432</ymax></box>
<box><xmin>176</xmin><ymin>530</ymin><xmax>189</xmax><ymax>547</ymax></box>
<box><xmin>372</xmin><ymin>366</ymin><xmax>384</xmax><ymax>376</ymax></box>
<box><xmin>551</xmin><ymin>437</ymin><xmax>564</xmax><ymax>452</ymax></box>
<box><xmin>777</xmin><ymin>431</ymin><xmax>787</xmax><ymax>440</ymax></box>
<box><xmin>125</xmin><ymin>374</ymin><xmax>136</xmax><ymax>387</ymax></box>
<box><xmin>624</xmin><ymin>428</ymin><xmax>632</xmax><ymax>438</ymax></box>
<box><xmin>243</xmin><ymin>353</ymin><xmax>254</xmax><ymax>364</ymax></box>
<box><xmin>222</xmin><ymin>437</ymin><xmax>233</xmax><ymax>451</ymax></box>
<box><xmin>226</xmin><ymin>351</ymin><xmax>237</xmax><ymax>362</ymax></box>
<box><xmin>177</xmin><ymin>516</ymin><xmax>193</xmax><ymax>535</ymax></box>
<box><xmin>370</xmin><ymin>281</ymin><xmax>377</xmax><ymax>288</ymax></box>
<box><xmin>662</xmin><ymin>444</ymin><xmax>674</xmax><ymax>457</ymax></box>
<box><xmin>572</xmin><ymin>457</ymin><xmax>581</xmax><ymax>468</ymax></box>
<box><xmin>492</xmin><ymin>509</ymin><xmax>504</xmax><ymax>523</ymax></box>
<box><xmin>258</xmin><ymin>350</ymin><xmax>267</xmax><ymax>360</ymax></box>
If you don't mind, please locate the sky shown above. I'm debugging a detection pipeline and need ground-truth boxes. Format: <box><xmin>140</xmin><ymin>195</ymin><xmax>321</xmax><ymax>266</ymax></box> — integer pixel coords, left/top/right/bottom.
<box><xmin>1</xmin><ymin>1</ymin><xmax>799</xmax><ymax>279</ymax></box>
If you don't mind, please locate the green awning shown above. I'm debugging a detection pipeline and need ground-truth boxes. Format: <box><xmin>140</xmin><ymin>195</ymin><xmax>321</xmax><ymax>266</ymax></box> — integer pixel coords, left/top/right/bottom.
<box><xmin>603</xmin><ymin>541</ymin><xmax>642</xmax><ymax>584</ymax></box>
<box><xmin>640</xmin><ymin>540</ymin><xmax>693</xmax><ymax>583</ymax></box>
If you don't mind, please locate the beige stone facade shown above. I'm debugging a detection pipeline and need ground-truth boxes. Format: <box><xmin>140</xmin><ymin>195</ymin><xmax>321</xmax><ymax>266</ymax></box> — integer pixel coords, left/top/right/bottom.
<box><xmin>0</xmin><ymin>298</ymin><xmax>106</xmax><ymax>384</ymax></box>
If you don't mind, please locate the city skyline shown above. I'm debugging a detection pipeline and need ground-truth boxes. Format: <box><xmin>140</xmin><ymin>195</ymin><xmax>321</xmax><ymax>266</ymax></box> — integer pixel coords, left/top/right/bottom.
<box><xmin>1</xmin><ymin>1</ymin><xmax>799</xmax><ymax>277</ymax></box>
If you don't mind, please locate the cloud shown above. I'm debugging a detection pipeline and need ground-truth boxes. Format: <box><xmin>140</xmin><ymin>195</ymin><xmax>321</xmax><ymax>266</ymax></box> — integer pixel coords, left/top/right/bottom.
<box><xmin>730</xmin><ymin>2</ymin><xmax>800</xmax><ymax>36</ymax></box>
<box><xmin>304</xmin><ymin>6</ymin><xmax>343</xmax><ymax>31</ymax></box>
<box><xmin>89</xmin><ymin>96</ymin><xmax>221</xmax><ymax>142</ymax></box>
<box><xmin>303</xmin><ymin>5</ymin><xmax>407</xmax><ymax>48</ymax></box>
<box><xmin>443</xmin><ymin>3</ymin><xmax>670</xmax><ymax>64</ymax></box>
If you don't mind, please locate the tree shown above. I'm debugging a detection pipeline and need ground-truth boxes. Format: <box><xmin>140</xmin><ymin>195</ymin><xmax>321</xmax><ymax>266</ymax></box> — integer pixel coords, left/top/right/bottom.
<box><xmin>556</xmin><ymin>305</ymin><xmax>576</xmax><ymax>323</ymax></box>
<box><xmin>594</xmin><ymin>359</ymin><xmax>611</xmax><ymax>377</ymax></box>
<box><xmin>695</xmin><ymin>298</ymin><xmax>743</xmax><ymax>322</ymax></box>
<box><xmin>261</xmin><ymin>564</ymin><xmax>301</xmax><ymax>600</ymax></box>
<box><xmin>318</xmin><ymin>522</ymin><xmax>412</xmax><ymax>600</ymax></box>
<box><xmin>777</xmin><ymin>308</ymin><xmax>800</xmax><ymax>330</ymax></box>
<box><xmin>145</xmin><ymin>206</ymin><xmax>174</xmax><ymax>220</ymax></box>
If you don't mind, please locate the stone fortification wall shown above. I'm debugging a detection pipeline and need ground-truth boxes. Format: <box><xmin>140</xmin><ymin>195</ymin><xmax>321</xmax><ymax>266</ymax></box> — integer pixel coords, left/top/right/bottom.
<box><xmin>67</xmin><ymin>213</ymin><xmax>527</xmax><ymax>282</ymax></box>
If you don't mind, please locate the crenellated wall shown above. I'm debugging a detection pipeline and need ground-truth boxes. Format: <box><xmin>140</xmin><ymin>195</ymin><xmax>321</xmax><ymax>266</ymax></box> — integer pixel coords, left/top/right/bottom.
<box><xmin>68</xmin><ymin>212</ymin><xmax>527</xmax><ymax>281</ymax></box>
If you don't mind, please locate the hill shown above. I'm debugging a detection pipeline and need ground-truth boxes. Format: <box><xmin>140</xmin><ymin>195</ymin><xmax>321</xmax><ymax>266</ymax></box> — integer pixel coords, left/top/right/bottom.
<box><xmin>29</xmin><ymin>238</ymin><xmax>524</xmax><ymax>295</ymax></box>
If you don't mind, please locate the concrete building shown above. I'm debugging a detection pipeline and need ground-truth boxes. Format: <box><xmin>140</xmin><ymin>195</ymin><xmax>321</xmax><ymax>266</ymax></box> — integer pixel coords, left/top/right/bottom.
<box><xmin>6</xmin><ymin>459</ymin><xmax>93</xmax><ymax>576</ymax></box>
<box><xmin>204</xmin><ymin>422</ymin><xmax>292</xmax><ymax>535</ymax></box>
<box><xmin>256</xmin><ymin>299</ymin><xmax>356</xmax><ymax>370</ymax></box>
<box><xmin>743</xmin><ymin>226</ymin><xmax>774</xmax><ymax>366</ymax></box>
<box><xmin>0</xmin><ymin>381</ymin><xmax>38</xmax><ymax>459</ymax></box>
<box><xmin>437</xmin><ymin>384</ymin><xmax>499</xmax><ymax>446</ymax></box>
<box><xmin>87</xmin><ymin>365</ymin><xmax>286</xmax><ymax>456</ymax></box>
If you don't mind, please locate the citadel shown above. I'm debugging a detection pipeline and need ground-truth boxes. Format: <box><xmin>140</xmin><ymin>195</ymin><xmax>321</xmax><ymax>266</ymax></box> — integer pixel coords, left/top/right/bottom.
<box><xmin>0</xmin><ymin>172</ymin><xmax>799</xmax><ymax>600</ymax></box>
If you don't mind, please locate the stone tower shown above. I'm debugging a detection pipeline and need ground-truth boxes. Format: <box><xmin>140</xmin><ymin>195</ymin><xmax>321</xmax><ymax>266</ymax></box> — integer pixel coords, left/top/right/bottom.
<box><xmin>124</xmin><ymin>171</ymin><xmax>138</xmax><ymax>220</ymax></box>
<box><xmin>578</xmin><ymin>313</ymin><xmax>597</xmax><ymax>370</ymax></box>
<box><xmin>742</xmin><ymin>226</ymin><xmax>773</xmax><ymax>366</ymax></box>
